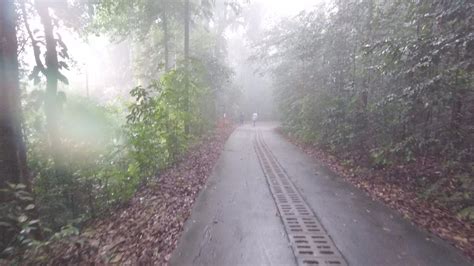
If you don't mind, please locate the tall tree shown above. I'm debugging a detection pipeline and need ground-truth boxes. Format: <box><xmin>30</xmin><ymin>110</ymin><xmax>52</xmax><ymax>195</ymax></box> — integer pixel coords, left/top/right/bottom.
<box><xmin>0</xmin><ymin>0</ymin><xmax>30</xmax><ymax>197</ymax></box>
<box><xmin>184</xmin><ymin>0</ymin><xmax>190</xmax><ymax>134</ymax></box>
<box><xmin>162</xmin><ymin>1</ymin><xmax>170</xmax><ymax>71</ymax></box>
<box><xmin>36</xmin><ymin>0</ymin><xmax>61</xmax><ymax>169</ymax></box>
<box><xmin>0</xmin><ymin>0</ymin><xmax>31</xmax><ymax>249</ymax></box>
<box><xmin>254</xmin><ymin>0</ymin><xmax>473</xmax><ymax>199</ymax></box>
<box><xmin>22</xmin><ymin>0</ymin><xmax>72</xmax><ymax>171</ymax></box>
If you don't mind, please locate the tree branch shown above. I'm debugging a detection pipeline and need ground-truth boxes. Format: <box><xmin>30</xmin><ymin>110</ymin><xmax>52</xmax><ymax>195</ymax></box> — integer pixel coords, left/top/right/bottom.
<box><xmin>20</xmin><ymin>1</ymin><xmax>47</xmax><ymax>76</ymax></box>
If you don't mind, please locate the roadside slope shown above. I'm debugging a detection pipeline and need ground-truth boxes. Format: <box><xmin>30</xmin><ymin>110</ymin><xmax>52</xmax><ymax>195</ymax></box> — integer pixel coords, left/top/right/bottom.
<box><xmin>36</xmin><ymin>126</ymin><xmax>234</xmax><ymax>265</ymax></box>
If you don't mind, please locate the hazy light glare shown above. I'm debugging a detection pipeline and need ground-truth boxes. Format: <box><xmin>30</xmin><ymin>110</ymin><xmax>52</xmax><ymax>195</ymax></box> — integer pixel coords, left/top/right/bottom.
<box><xmin>23</xmin><ymin>0</ymin><xmax>331</xmax><ymax>103</ymax></box>
<box><xmin>260</xmin><ymin>0</ymin><xmax>327</xmax><ymax>16</ymax></box>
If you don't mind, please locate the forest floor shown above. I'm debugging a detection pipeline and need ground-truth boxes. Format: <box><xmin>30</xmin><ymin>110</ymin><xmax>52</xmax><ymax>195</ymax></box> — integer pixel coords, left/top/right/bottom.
<box><xmin>280</xmin><ymin>129</ymin><xmax>474</xmax><ymax>260</ymax></box>
<box><xmin>37</xmin><ymin>125</ymin><xmax>235</xmax><ymax>264</ymax></box>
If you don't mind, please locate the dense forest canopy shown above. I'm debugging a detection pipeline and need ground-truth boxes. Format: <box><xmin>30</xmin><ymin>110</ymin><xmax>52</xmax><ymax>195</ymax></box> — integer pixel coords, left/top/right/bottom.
<box><xmin>254</xmin><ymin>0</ymin><xmax>473</xmax><ymax>221</ymax></box>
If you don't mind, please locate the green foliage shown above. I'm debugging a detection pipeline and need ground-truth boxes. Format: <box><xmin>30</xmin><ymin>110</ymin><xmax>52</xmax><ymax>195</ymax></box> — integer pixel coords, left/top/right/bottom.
<box><xmin>22</xmin><ymin>93</ymin><xmax>135</xmax><ymax>232</ymax></box>
<box><xmin>91</xmin><ymin>0</ymin><xmax>213</xmax><ymax>40</ymax></box>
<box><xmin>126</xmin><ymin>66</ymin><xmax>212</xmax><ymax>176</ymax></box>
<box><xmin>255</xmin><ymin>0</ymin><xmax>473</xmax><ymax>208</ymax></box>
<box><xmin>4</xmin><ymin>0</ymin><xmax>239</xmax><ymax>260</ymax></box>
<box><xmin>257</xmin><ymin>0</ymin><xmax>473</xmax><ymax>160</ymax></box>
<box><xmin>19</xmin><ymin>62</ymin><xmax>215</xmax><ymax>240</ymax></box>
<box><xmin>0</xmin><ymin>183</ymin><xmax>40</xmax><ymax>259</ymax></box>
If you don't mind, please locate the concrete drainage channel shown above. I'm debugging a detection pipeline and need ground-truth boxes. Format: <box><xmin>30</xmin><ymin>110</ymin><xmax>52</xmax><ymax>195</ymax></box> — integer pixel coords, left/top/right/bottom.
<box><xmin>254</xmin><ymin>130</ymin><xmax>347</xmax><ymax>266</ymax></box>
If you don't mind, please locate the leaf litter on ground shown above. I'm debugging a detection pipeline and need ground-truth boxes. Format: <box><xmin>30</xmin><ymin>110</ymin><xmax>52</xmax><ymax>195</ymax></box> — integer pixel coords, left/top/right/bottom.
<box><xmin>40</xmin><ymin>125</ymin><xmax>235</xmax><ymax>265</ymax></box>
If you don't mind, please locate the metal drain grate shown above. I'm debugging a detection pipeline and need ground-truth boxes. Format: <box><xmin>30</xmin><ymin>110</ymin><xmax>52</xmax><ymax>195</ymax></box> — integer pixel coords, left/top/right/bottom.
<box><xmin>254</xmin><ymin>131</ymin><xmax>347</xmax><ymax>266</ymax></box>
<box><xmin>283</xmin><ymin>217</ymin><xmax>325</xmax><ymax>234</ymax></box>
<box><xmin>297</xmin><ymin>256</ymin><xmax>347</xmax><ymax>266</ymax></box>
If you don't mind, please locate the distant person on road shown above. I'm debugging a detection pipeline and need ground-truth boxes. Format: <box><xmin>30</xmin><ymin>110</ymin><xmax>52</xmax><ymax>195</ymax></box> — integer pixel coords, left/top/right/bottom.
<box><xmin>239</xmin><ymin>112</ymin><xmax>244</xmax><ymax>125</ymax></box>
<box><xmin>252</xmin><ymin>112</ymin><xmax>258</xmax><ymax>127</ymax></box>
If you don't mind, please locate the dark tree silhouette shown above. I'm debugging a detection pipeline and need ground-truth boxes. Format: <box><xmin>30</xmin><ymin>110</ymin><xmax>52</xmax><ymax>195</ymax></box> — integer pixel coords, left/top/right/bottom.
<box><xmin>0</xmin><ymin>0</ymin><xmax>31</xmax><ymax>249</ymax></box>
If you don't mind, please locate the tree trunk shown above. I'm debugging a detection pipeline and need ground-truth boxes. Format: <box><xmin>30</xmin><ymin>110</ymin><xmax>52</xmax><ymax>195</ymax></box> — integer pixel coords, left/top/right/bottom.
<box><xmin>162</xmin><ymin>2</ymin><xmax>170</xmax><ymax>71</ymax></box>
<box><xmin>35</xmin><ymin>1</ymin><xmax>62</xmax><ymax>170</ymax></box>
<box><xmin>0</xmin><ymin>0</ymin><xmax>32</xmax><ymax>248</ymax></box>
<box><xmin>0</xmin><ymin>0</ymin><xmax>29</xmax><ymax>199</ymax></box>
<box><xmin>184</xmin><ymin>0</ymin><xmax>190</xmax><ymax>134</ymax></box>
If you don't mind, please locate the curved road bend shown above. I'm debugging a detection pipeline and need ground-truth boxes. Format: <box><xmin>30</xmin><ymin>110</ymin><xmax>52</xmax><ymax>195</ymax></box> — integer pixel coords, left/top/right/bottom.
<box><xmin>170</xmin><ymin>123</ymin><xmax>471</xmax><ymax>266</ymax></box>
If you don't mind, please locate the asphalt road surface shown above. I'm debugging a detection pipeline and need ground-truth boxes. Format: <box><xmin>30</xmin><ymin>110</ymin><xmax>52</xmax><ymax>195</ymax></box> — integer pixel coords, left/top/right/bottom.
<box><xmin>170</xmin><ymin>123</ymin><xmax>471</xmax><ymax>266</ymax></box>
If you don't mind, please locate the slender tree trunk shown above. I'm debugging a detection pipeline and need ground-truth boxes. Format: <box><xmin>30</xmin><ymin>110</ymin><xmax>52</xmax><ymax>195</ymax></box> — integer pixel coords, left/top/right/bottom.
<box><xmin>0</xmin><ymin>0</ymin><xmax>34</xmax><ymax>248</ymax></box>
<box><xmin>162</xmin><ymin>3</ymin><xmax>170</xmax><ymax>71</ymax></box>
<box><xmin>35</xmin><ymin>1</ymin><xmax>62</xmax><ymax>170</ymax></box>
<box><xmin>359</xmin><ymin>0</ymin><xmax>374</xmax><ymax>153</ymax></box>
<box><xmin>184</xmin><ymin>0</ymin><xmax>190</xmax><ymax>134</ymax></box>
<box><xmin>215</xmin><ymin>0</ymin><xmax>227</xmax><ymax>58</ymax></box>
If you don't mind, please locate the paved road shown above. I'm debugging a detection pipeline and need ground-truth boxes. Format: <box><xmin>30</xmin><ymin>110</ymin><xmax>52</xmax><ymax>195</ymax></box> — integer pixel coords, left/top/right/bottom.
<box><xmin>170</xmin><ymin>123</ymin><xmax>471</xmax><ymax>266</ymax></box>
